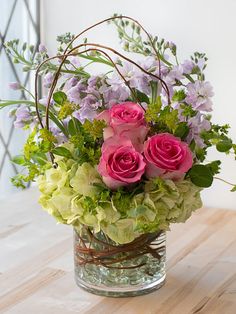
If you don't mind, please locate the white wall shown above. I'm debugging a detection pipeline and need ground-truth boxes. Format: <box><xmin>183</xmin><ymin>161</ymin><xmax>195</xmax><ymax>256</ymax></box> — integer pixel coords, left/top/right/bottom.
<box><xmin>41</xmin><ymin>0</ymin><xmax>236</xmax><ymax>210</ymax></box>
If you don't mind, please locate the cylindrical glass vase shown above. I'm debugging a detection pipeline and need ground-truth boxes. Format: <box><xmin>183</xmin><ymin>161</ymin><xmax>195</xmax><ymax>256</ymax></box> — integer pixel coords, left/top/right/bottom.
<box><xmin>74</xmin><ymin>227</ymin><xmax>166</xmax><ymax>297</ymax></box>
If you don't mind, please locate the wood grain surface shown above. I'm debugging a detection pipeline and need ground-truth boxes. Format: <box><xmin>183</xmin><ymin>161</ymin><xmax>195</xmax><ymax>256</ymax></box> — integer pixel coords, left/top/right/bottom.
<box><xmin>0</xmin><ymin>188</ymin><xmax>236</xmax><ymax>314</ymax></box>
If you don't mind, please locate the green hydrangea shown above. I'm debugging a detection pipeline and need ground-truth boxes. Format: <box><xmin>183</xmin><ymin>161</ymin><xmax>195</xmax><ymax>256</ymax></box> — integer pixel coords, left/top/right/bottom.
<box><xmin>37</xmin><ymin>151</ymin><xmax>202</xmax><ymax>244</ymax></box>
<box><xmin>70</xmin><ymin>163</ymin><xmax>102</xmax><ymax>197</ymax></box>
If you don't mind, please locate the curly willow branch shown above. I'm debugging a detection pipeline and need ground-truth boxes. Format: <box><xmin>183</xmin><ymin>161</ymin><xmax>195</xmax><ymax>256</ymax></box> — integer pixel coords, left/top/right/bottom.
<box><xmin>34</xmin><ymin>16</ymin><xmax>171</xmax><ymax>165</ymax></box>
<box><xmin>74</xmin><ymin>228</ymin><xmax>165</xmax><ymax>269</ymax></box>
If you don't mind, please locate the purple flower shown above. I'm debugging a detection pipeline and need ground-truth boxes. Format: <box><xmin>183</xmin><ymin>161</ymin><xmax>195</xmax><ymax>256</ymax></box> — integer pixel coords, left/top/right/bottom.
<box><xmin>182</xmin><ymin>60</ymin><xmax>195</xmax><ymax>74</ymax></box>
<box><xmin>197</xmin><ymin>58</ymin><xmax>205</xmax><ymax>71</ymax></box>
<box><xmin>64</xmin><ymin>57</ymin><xmax>81</xmax><ymax>78</ymax></box>
<box><xmin>73</xmin><ymin>106</ymin><xmax>97</xmax><ymax>123</ymax></box>
<box><xmin>186</xmin><ymin>81</ymin><xmax>214</xmax><ymax>112</ymax></box>
<box><xmin>186</xmin><ymin>113</ymin><xmax>211</xmax><ymax>148</ymax></box>
<box><xmin>107</xmin><ymin>62</ymin><xmax>138</xmax><ymax>89</ymax></box>
<box><xmin>100</xmin><ymin>84</ymin><xmax>130</xmax><ymax>107</ymax></box>
<box><xmin>39</xmin><ymin>95</ymin><xmax>54</xmax><ymax>106</ymax></box>
<box><xmin>9</xmin><ymin>82</ymin><xmax>21</xmax><ymax>90</ymax></box>
<box><xmin>50</xmin><ymin>126</ymin><xmax>67</xmax><ymax>144</ymax></box>
<box><xmin>43</xmin><ymin>72</ymin><xmax>54</xmax><ymax>88</ymax></box>
<box><xmin>38</xmin><ymin>44</ymin><xmax>47</xmax><ymax>53</ymax></box>
<box><xmin>64</xmin><ymin>77</ymin><xmax>79</xmax><ymax>91</ymax></box>
<box><xmin>13</xmin><ymin>106</ymin><xmax>32</xmax><ymax>128</ymax></box>
<box><xmin>165</xmin><ymin>65</ymin><xmax>184</xmax><ymax>84</ymax></box>
<box><xmin>67</xmin><ymin>80</ymin><xmax>87</xmax><ymax>104</ymax></box>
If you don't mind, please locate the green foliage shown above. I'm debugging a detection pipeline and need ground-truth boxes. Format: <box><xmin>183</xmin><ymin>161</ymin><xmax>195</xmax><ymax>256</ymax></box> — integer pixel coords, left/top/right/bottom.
<box><xmin>158</xmin><ymin>105</ymin><xmax>179</xmax><ymax>132</ymax></box>
<box><xmin>82</xmin><ymin>196</ymin><xmax>97</xmax><ymax>211</ymax></box>
<box><xmin>201</xmin><ymin>123</ymin><xmax>235</xmax><ymax>157</ymax></box>
<box><xmin>11</xmin><ymin>155</ymin><xmax>26</xmax><ymax>165</ymax></box>
<box><xmin>231</xmin><ymin>186</ymin><xmax>236</xmax><ymax>192</ymax></box>
<box><xmin>52</xmin><ymin>147</ymin><xmax>73</xmax><ymax>159</ymax></box>
<box><xmin>216</xmin><ymin>139</ymin><xmax>232</xmax><ymax>152</ymax></box>
<box><xmin>206</xmin><ymin>160</ymin><xmax>221</xmax><ymax>176</ymax></box>
<box><xmin>112</xmin><ymin>189</ymin><xmax>133</xmax><ymax>215</ymax></box>
<box><xmin>53</xmin><ymin>91</ymin><xmax>67</xmax><ymax>105</ymax></box>
<box><xmin>83</xmin><ymin>119</ymin><xmax>106</xmax><ymax>139</ymax></box>
<box><xmin>135</xmin><ymin>90</ymin><xmax>150</xmax><ymax>104</ymax></box>
<box><xmin>195</xmin><ymin>147</ymin><xmax>207</xmax><ymax>162</ymax></box>
<box><xmin>180</xmin><ymin>104</ymin><xmax>197</xmax><ymax>118</ymax></box>
<box><xmin>205</xmin><ymin>160</ymin><xmax>221</xmax><ymax>176</ymax></box>
<box><xmin>39</xmin><ymin>129</ymin><xmax>57</xmax><ymax>143</ymax></box>
<box><xmin>174</xmin><ymin>122</ymin><xmax>189</xmax><ymax>139</ymax></box>
<box><xmin>58</xmin><ymin>102</ymin><xmax>75</xmax><ymax>119</ymax></box>
<box><xmin>68</xmin><ymin>118</ymin><xmax>82</xmax><ymax>136</ymax></box>
<box><xmin>145</xmin><ymin>96</ymin><xmax>162</xmax><ymax>123</ymax></box>
<box><xmin>172</xmin><ymin>89</ymin><xmax>186</xmax><ymax>102</ymax></box>
<box><xmin>57</xmin><ymin>32</ymin><xmax>75</xmax><ymax>45</ymax></box>
<box><xmin>188</xmin><ymin>164</ymin><xmax>213</xmax><ymax>188</ymax></box>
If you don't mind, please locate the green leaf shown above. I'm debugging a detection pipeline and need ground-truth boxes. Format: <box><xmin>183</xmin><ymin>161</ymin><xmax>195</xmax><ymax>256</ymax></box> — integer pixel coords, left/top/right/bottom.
<box><xmin>68</xmin><ymin>119</ymin><xmax>77</xmax><ymax>136</ymax></box>
<box><xmin>172</xmin><ymin>89</ymin><xmax>186</xmax><ymax>102</ymax></box>
<box><xmin>11</xmin><ymin>155</ymin><xmax>26</xmax><ymax>165</ymax></box>
<box><xmin>32</xmin><ymin>153</ymin><xmax>48</xmax><ymax>166</ymax></box>
<box><xmin>53</xmin><ymin>91</ymin><xmax>67</xmax><ymax>105</ymax></box>
<box><xmin>174</xmin><ymin>122</ymin><xmax>189</xmax><ymax>139</ymax></box>
<box><xmin>216</xmin><ymin>139</ymin><xmax>232</xmax><ymax>152</ymax></box>
<box><xmin>145</xmin><ymin>96</ymin><xmax>162</xmax><ymax>123</ymax></box>
<box><xmin>205</xmin><ymin>160</ymin><xmax>221</xmax><ymax>176</ymax></box>
<box><xmin>188</xmin><ymin>165</ymin><xmax>213</xmax><ymax>188</ymax></box>
<box><xmin>135</xmin><ymin>90</ymin><xmax>150</xmax><ymax>104</ymax></box>
<box><xmin>58</xmin><ymin>102</ymin><xmax>74</xmax><ymax>119</ymax></box>
<box><xmin>68</xmin><ymin>118</ymin><xmax>82</xmax><ymax>136</ymax></box>
<box><xmin>195</xmin><ymin>147</ymin><xmax>207</xmax><ymax>162</ymax></box>
<box><xmin>52</xmin><ymin>147</ymin><xmax>72</xmax><ymax>158</ymax></box>
<box><xmin>83</xmin><ymin>119</ymin><xmax>106</xmax><ymax>139</ymax></box>
<box><xmin>231</xmin><ymin>185</ymin><xmax>236</xmax><ymax>192</ymax></box>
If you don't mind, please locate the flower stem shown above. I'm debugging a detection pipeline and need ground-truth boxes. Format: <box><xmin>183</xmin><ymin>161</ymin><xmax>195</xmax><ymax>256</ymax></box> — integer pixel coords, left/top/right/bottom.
<box><xmin>214</xmin><ymin>176</ymin><xmax>235</xmax><ymax>187</ymax></box>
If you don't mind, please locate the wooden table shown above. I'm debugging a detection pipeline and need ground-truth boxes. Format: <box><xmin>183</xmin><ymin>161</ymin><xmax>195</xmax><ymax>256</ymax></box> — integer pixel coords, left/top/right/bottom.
<box><xmin>0</xmin><ymin>188</ymin><xmax>236</xmax><ymax>314</ymax></box>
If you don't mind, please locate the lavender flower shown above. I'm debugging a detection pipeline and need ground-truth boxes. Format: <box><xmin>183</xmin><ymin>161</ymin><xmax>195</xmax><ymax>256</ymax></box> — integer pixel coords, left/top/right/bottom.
<box><xmin>107</xmin><ymin>62</ymin><xmax>138</xmax><ymax>89</ymax></box>
<box><xmin>50</xmin><ymin>126</ymin><xmax>67</xmax><ymax>144</ymax></box>
<box><xmin>39</xmin><ymin>95</ymin><xmax>54</xmax><ymax>106</ymax></box>
<box><xmin>186</xmin><ymin>81</ymin><xmax>214</xmax><ymax>112</ymax></box>
<box><xmin>73</xmin><ymin>106</ymin><xmax>97</xmax><ymax>123</ymax></box>
<box><xmin>197</xmin><ymin>58</ymin><xmax>206</xmax><ymax>71</ymax></box>
<box><xmin>64</xmin><ymin>57</ymin><xmax>81</xmax><ymax>79</ymax></box>
<box><xmin>13</xmin><ymin>106</ymin><xmax>32</xmax><ymax>128</ymax></box>
<box><xmin>182</xmin><ymin>60</ymin><xmax>195</xmax><ymax>74</ymax></box>
<box><xmin>165</xmin><ymin>65</ymin><xmax>184</xmax><ymax>84</ymax></box>
<box><xmin>9</xmin><ymin>82</ymin><xmax>21</xmax><ymax>90</ymax></box>
<box><xmin>186</xmin><ymin>113</ymin><xmax>211</xmax><ymax>148</ymax></box>
<box><xmin>43</xmin><ymin>72</ymin><xmax>54</xmax><ymax>88</ymax></box>
<box><xmin>67</xmin><ymin>80</ymin><xmax>87</xmax><ymax>104</ymax></box>
<box><xmin>38</xmin><ymin>44</ymin><xmax>47</xmax><ymax>53</ymax></box>
<box><xmin>64</xmin><ymin>77</ymin><xmax>79</xmax><ymax>91</ymax></box>
<box><xmin>101</xmin><ymin>84</ymin><xmax>130</xmax><ymax>107</ymax></box>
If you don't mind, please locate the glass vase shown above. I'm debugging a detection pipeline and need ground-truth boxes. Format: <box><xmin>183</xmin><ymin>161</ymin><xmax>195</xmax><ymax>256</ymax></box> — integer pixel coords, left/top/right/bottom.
<box><xmin>73</xmin><ymin>227</ymin><xmax>166</xmax><ymax>297</ymax></box>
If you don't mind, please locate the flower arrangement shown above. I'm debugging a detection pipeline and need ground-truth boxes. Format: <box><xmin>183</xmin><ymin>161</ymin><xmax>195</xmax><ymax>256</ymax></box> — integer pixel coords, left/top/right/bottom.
<box><xmin>1</xmin><ymin>16</ymin><xmax>236</xmax><ymax>250</ymax></box>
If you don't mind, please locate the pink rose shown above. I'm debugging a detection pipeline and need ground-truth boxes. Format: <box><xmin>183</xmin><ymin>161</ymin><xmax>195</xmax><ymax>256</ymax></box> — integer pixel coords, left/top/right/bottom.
<box><xmin>98</xmin><ymin>136</ymin><xmax>146</xmax><ymax>189</ymax></box>
<box><xmin>144</xmin><ymin>133</ymin><xmax>193</xmax><ymax>180</ymax></box>
<box><xmin>97</xmin><ymin>102</ymin><xmax>149</xmax><ymax>151</ymax></box>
